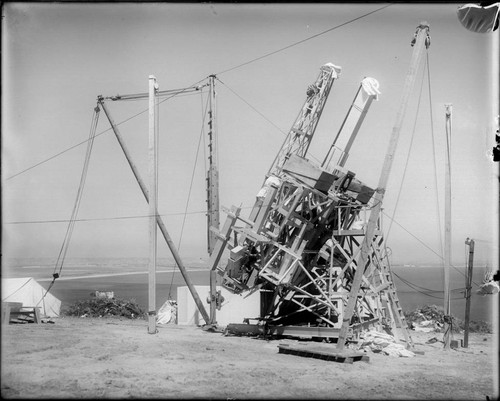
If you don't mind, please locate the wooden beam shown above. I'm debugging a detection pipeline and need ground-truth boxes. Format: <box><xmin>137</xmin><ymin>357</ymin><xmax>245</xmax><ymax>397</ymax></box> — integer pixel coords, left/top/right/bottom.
<box><xmin>98</xmin><ymin>97</ymin><xmax>211</xmax><ymax>325</ymax></box>
<box><xmin>443</xmin><ymin>103</ymin><xmax>452</xmax><ymax>349</ymax></box>
<box><xmin>209</xmin><ymin>205</ymin><xmax>241</xmax><ymax>271</ymax></box>
<box><xmin>148</xmin><ymin>75</ymin><xmax>158</xmax><ymax>334</ymax></box>
<box><xmin>463</xmin><ymin>238</ymin><xmax>474</xmax><ymax>348</ymax></box>
<box><xmin>207</xmin><ymin>75</ymin><xmax>220</xmax><ymax>255</ymax></box>
<box><xmin>336</xmin><ymin>22</ymin><xmax>430</xmax><ymax>351</ymax></box>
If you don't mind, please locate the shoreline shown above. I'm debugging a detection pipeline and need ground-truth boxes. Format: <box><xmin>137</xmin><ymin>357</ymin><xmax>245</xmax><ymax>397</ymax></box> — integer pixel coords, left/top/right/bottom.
<box><xmin>3</xmin><ymin>261</ymin><xmax>497</xmax><ymax>323</ymax></box>
<box><xmin>35</xmin><ymin>268</ymin><xmax>208</xmax><ymax>282</ymax></box>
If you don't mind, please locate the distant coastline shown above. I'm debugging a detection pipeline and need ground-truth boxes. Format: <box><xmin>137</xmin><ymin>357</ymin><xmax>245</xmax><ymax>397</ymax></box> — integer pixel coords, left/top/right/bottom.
<box><xmin>2</xmin><ymin>257</ymin><xmax>497</xmax><ymax>323</ymax></box>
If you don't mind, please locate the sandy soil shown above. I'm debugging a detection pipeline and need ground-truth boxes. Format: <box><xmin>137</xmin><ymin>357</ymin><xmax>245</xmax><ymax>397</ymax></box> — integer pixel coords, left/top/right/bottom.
<box><xmin>1</xmin><ymin>317</ymin><xmax>498</xmax><ymax>400</ymax></box>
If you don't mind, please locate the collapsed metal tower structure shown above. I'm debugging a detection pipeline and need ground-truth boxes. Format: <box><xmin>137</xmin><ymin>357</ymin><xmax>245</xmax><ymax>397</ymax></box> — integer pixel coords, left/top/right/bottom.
<box><xmin>208</xmin><ymin>23</ymin><xmax>431</xmax><ymax>349</ymax></box>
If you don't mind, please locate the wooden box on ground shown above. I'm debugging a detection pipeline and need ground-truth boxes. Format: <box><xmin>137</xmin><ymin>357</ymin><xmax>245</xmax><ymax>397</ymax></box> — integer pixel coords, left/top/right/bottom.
<box><xmin>2</xmin><ymin>302</ymin><xmax>41</xmax><ymax>324</ymax></box>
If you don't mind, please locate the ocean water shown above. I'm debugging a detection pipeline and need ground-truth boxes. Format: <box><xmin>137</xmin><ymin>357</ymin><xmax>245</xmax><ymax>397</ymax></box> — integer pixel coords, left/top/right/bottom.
<box><xmin>391</xmin><ymin>265</ymin><xmax>497</xmax><ymax>323</ymax></box>
<box><xmin>2</xmin><ymin>258</ymin><xmax>497</xmax><ymax>323</ymax></box>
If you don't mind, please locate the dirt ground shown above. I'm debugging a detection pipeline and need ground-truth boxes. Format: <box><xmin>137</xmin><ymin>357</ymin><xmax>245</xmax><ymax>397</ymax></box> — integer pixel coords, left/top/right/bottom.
<box><xmin>1</xmin><ymin>317</ymin><xmax>498</xmax><ymax>400</ymax></box>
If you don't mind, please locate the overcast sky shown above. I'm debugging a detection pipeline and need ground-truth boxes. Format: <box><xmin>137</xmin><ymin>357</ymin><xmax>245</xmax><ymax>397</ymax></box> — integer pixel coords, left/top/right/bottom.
<box><xmin>2</xmin><ymin>3</ymin><xmax>498</xmax><ymax>267</ymax></box>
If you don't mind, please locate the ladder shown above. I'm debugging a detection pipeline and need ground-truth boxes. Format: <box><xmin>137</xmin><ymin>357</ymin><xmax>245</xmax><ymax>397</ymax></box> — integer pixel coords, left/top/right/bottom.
<box><xmin>380</xmin><ymin>261</ymin><xmax>414</xmax><ymax>349</ymax></box>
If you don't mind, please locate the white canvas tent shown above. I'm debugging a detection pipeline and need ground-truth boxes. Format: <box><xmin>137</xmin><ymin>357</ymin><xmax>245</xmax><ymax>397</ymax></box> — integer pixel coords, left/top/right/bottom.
<box><xmin>2</xmin><ymin>277</ymin><xmax>61</xmax><ymax>317</ymax></box>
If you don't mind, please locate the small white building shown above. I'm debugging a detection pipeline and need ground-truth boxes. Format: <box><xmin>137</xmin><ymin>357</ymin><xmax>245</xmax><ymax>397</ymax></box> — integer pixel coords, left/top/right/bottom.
<box><xmin>177</xmin><ymin>285</ymin><xmax>260</xmax><ymax>326</ymax></box>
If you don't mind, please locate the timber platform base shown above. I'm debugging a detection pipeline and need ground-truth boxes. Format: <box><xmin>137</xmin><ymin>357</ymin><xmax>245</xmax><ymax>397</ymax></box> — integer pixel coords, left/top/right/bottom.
<box><xmin>225</xmin><ymin>323</ymin><xmax>344</xmax><ymax>340</ymax></box>
<box><xmin>278</xmin><ymin>343</ymin><xmax>369</xmax><ymax>363</ymax></box>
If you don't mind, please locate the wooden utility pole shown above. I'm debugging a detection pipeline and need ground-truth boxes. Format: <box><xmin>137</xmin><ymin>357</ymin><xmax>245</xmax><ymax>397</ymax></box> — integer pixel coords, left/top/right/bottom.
<box><xmin>207</xmin><ymin>75</ymin><xmax>220</xmax><ymax>255</ymax></box>
<box><xmin>207</xmin><ymin>75</ymin><xmax>220</xmax><ymax>325</ymax></box>
<box><xmin>336</xmin><ymin>22</ymin><xmax>430</xmax><ymax>351</ymax></box>
<box><xmin>148</xmin><ymin>75</ymin><xmax>159</xmax><ymax>334</ymax></box>
<box><xmin>463</xmin><ymin>237</ymin><xmax>475</xmax><ymax>348</ymax></box>
<box><xmin>98</xmin><ymin>97</ymin><xmax>211</xmax><ymax>325</ymax></box>
<box><xmin>443</xmin><ymin>103</ymin><xmax>452</xmax><ymax>349</ymax></box>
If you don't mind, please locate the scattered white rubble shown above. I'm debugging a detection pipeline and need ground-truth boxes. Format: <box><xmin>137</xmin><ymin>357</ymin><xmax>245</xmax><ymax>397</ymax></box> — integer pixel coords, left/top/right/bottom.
<box><xmin>357</xmin><ymin>330</ymin><xmax>415</xmax><ymax>358</ymax></box>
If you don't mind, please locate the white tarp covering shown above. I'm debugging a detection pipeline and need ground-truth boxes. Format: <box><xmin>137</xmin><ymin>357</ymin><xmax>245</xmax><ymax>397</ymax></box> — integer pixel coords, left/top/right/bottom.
<box><xmin>2</xmin><ymin>277</ymin><xmax>61</xmax><ymax>317</ymax></box>
<box><xmin>157</xmin><ymin>300</ymin><xmax>177</xmax><ymax>324</ymax></box>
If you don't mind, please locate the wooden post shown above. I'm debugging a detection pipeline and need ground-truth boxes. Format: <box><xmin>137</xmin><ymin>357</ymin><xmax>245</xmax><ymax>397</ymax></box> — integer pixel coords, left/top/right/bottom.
<box><xmin>336</xmin><ymin>22</ymin><xmax>430</xmax><ymax>351</ymax></box>
<box><xmin>443</xmin><ymin>103</ymin><xmax>452</xmax><ymax>349</ymax></box>
<box><xmin>209</xmin><ymin>270</ymin><xmax>217</xmax><ymax>325</ymax></box>
<box><xmin>207</xmin><ymin>74</ymin><xmax>220</xmax><ymax>254</ymax></box>
<box><xmin>463</xmin><ymin>237</ymin><xmax>474</xmax><ymax>348</ymax></box>
<box><xmin>207</xmin><ymin>75</ymin><xmax>220</xmax><ymax>324</ymax></box>
<box><xmin>98</xmin><ymin>97</ymin><xmax>211</xmax><ymax>325</ymax></box>
<box><xmin>148</xmin><ymin>75</ymin><xmax>158</xmax><ymax>334</ymax></box>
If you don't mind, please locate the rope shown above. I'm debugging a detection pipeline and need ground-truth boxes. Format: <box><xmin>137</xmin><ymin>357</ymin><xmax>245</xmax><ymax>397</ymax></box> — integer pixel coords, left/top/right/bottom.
<box><xmin>393</xmin><ymin>271</ymin><xmax>466</xmax><ymax>301</ymax></box>
<box><xmin>8</xmin><ymin>3</ymin><xmax>391</xmax><ymax>184</ymax></box>
<box><xmin>1</xmin><ymin>278</ymin><xmax>33</xmax><ymax>302</ymax></box>
<box><xmin>167</xmin><ymin>90</ymin><xmax>210</xmax><ymax>299</ymax></box>
<box><xmin>5</xmin><ymin>79</ymin><xmax>207</xmax><ymax>182</ymax></box>
<box><xmin>383</xmin><ymin>211</ymin><xmax>481</xmax><ymax>287</ymax></box>
<box><xmin>4</xmin><ymin>205</ymin><xmax>256</xmax><ymax>225</ymax></box>
<box><xmin>108</xmin><ymin>91</ymin><xmax>205</xmax><ymax>102</ymax></box>
<box><xmin>215</xmin><ymin>77</ymin><xmax>323</xmax><ymax>166</ymax></box>
<box><xmin>215</xmin><ymin>4</ymin><xmax>392</xmax><ymax>75</ymax></box>
<box><xmin>104</xmin><ymin>85</ymin><xmax>207</xmax><ymax>101</ymax></box>
<box><xmin>385</xmin><ymin>53</ymin><xmax>427</xmax><ymax>243</ymax></box>
<box><xmin>426</xmin><ymin>51</ymin><xmax>445</xmax><ymax>267</ymax></box>
<box><xmin>216</xmin><ymin>77</ymin><xmax>287</xmax><ymax>136</ymax></box>
<box><xmin>38</xmin><ymin>106</ymin><xmax>100</xmax><ymax>304</ymax></box>
<box><xmin>383</xmin><ymin>53</ymin><xmax>480</xmax><ymax>289</ymax></box>
<box><xmin>53</xmin><ymin>106</ymin><xmax>100</xmax><ymax>277</ymax></box>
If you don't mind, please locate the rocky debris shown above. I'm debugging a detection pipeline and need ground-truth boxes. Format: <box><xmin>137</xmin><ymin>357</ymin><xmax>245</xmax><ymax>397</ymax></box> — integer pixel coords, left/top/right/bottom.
<box><xmin>64</xmin><ymin>297</ymin><xmax>145</xmax><ymax>319</ymax></box>
<box><xmin>357</xmin><ymin>330</ymin><xmax>415</xmax><ymax>357</ymax></box>
<box><xmin>404</xmin><ymin>304</ymin><xmax>493</xmax><ymax>334</ymax></box>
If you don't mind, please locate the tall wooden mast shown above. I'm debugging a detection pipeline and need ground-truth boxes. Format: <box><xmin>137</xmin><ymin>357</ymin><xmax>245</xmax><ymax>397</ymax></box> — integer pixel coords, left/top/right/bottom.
<box><xmin>207</xmin><ymin>75</ymin><xmax>221</xmax><ymax>325</ymax></box>
<box><xmin>207</xmin><ymin>75</ymin><xmax>220</xmax><ymax>255</ymax></box>
<box><xmin>336</xmin><ymin>22</ymin><xmax>431</xmax><ymax>350</ymax></box>
<box><xmin>98</xmin><ymin>95</ymin><xmax>211</xmax><ymax>326</ymax></box>
<box><xmin>148</xmin><ymin>75</ymin><xmax>159</xmax><ymax>334</ymax></box>
<box><xmin>443</xmin><ymin>103</ymin><xmax>452</xmax><ymax>349</ymax></box>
